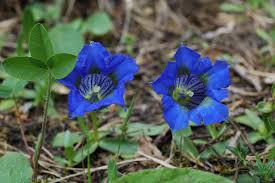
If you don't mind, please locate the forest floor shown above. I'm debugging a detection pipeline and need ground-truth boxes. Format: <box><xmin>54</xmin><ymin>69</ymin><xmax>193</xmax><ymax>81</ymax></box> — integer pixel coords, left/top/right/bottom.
<box><xmin>0</xmin><ymin>0</ymin><xmax>274</xmax><ymax>182</ymax></box>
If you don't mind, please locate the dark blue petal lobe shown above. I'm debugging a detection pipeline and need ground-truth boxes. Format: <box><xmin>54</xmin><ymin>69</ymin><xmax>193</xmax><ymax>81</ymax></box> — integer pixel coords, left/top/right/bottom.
<box><xmin>162</xmin><ymin>95</ymin><xmax>189</xmax><ymax>131</ymax></box>
<box><xmin>76</xmin><ymin>42</ymin><xmax>110</xmax><ymax>76</ymax></box>
<box><xmin>206</xmin><ymin>88</ymin><xmax>228</xmax><ymax>101</ymax></box>
<box><xmin>68</xmin><ymin>89</ymin><xmax>93</xmax><ymax>118</ymax></box>
<box><xmin>174</xmin><ymin>45</ymin><xmax>200</xmax><ymax>74</ymax></box>
<box><xmin>151</xmin><ymin>61</ymin><xmax>177</xmax><ymax>95</ymax></box>
<box><xmin>205</xmin><ymin>61</ymin><xmax>231</xmax><ymax>89</ymax></box>
<box><xmin>189</xmin><ymin>97</ymin><xmax>228</xmax><ymax>125</ymax></box>
<box><xmin>68</xmin><ymin>87</ymin><xmax>125</xmax><ymax>118</ymax></box>
<box><xmin>59</xmin><ymin>67</ymin><xmax>82</xmax><ymax>90</ymax></box>
<box><xmin>105</xmin><ymin>54</ymin><xmax>139</xmax><ymax>85</ymax></box>
<box><xmin>84</xmin><ymin>86</ymin><xmax>125</xmax><ymax>111</ymax></box>
<box><xmin>191</xmin><ymin>56</ymin><xmax>212</xmax><ymax>75</ymax></box>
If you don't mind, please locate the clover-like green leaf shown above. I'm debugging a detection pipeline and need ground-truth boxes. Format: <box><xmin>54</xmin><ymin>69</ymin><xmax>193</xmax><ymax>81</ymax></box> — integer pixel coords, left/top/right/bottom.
<box><xmin>47</xmin><ymin>53</ymin><xmax>77</xmax><ymax>79</ymax></box>
<box><xmin>29</xmin><ymin>23</ymin><xmax>54</xmax><ymax>62</ymax></box>
<box><xmin>84</xmin><ymin>12</ymin><xmax>112</xmax><ymax>36</ymax></box>
<box><xmin>49</xmin><ymin>24</ymin><xmax>84</xmax><ymax>55</ymax></box>
<box><xmin>0</xmin><ymin>152</ymin><xmax>33</xmax><ymax>183</ymax></box>
<box><xmin>2</xmin><ymin>57</ymin><xmax>48</xmax><ymax>81</ymax></box>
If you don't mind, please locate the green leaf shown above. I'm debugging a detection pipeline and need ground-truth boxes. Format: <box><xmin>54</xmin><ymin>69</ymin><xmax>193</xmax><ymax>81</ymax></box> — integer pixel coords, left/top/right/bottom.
<box><xmin>84</xmin><ymin>12</ymin><xmax>112</xmax><ymax>36</ymax></box>
<box><xmin>108</xmin><ymin>159</ymin><xmax>118</xmax><ymax>183</ymax></box>
<box><xmin>207</xmin><ymin>124</ymin><xmax>227</xmax><ymax>139</ymax></box>
<box><xmin>64</xmin><ymin>147</ymin><xmax>75</xmax><ymax>164</ymax></box>
<box><xmin>174</xmin><ymin>127</ymin><xmax>192</xmax><ymax>137</ymax></box>
<box><xmin>2</xmin><ymin>57</ymin><xmax>48</xmax><ymax>81</ymax></box>
<box><xmin>0</xmin><ymin>99</ymin><xmax>15</xmax><ymax>111</ymax></box>
<box><xmin>200</xmin><ymin>141</ymin><xmax>228</xmax><ymax>159</ymax></box>
<box><xmin>263</xmin><ymin>2</ymin><xmax>275</xmax><ymax>18</ymax></box>
<box><xmin>0</xmin><ymin>32</ymin><xmax>7</xmax><ymax>52</ymax></box>
<box><xmin>49</xmin><ymin>24</ymin><xmax>84</xmax><ymax>55</ymax></box>
<box><xmin>272</xmin><ymin>83</ymin><xmax>275</xmax><ymax>99</ymax></box>
<box><xmin>73</xmin><ymin>141</ymin><xmax>98</xmax><ymax>164</ymax></box>
<box><xmin>47</xmin><ymin>53</ymin><xmax>77</xmax><ymax>79</ymax></box>
<box><xmin>247</xmin><ymin>132</ymin><xmax>264</xmax><ymax>144</ymax></box>
<box><xmin>22</xmin><ymin>8</ymin><xmax>35</xmax><ymax>43</ymax></box>
<box><xmin>116</xmin><ymin>123</ymin><xmax>168</xmax><ymax>138</ymax></box>
<box><xmin>0</xmin><ymin>152</ymin><xmax>33</xmax><ymax>183</ymax></box>
<box><xmin>0</xmin><ymin>78</ymin><xmax>27</xmax><ymax>98</ymax></box>
<box><xmin>220</xmin><ymin>3</ymin><xmax>245</xmax><ymax>13</ymax></box>
<box><xmin>267</xmin><ymin>147</ymin><xmax>275</xmax><ymax>161</ymax></box>
<box><xmin>256</xmin><ymin>101</ymin><xmax>273</xmax><ymax>113</ymax></box>
<box><xmin>29</xmin><ymin>23</ymin><xmax>54</xmax><ymax>62</ymax></box>
<box><xmin>236</xmin><ymin>174</ymin><xmax>255</xmax><ymax>183</ymax></box>
<box><xmin>16</xmin><ymin>33</ymin><xmax>25</xmax><ymax>56</ymax></box>
<box><xmin>173</xmin><ymin>133</ymin><xmax>199</xmax><ymax>159</ymax></box>
<box><xmin>99</xmin><ymin>138</ymin><xmax>138</xmax><ymax>156</ymax></box>
<box><xmin>114</xmin><ymin>168</ymin><xmax>233</xmax><ymax>183</ymax></box>
<box><xmin>256</xmin><ymin>28</ymin><xmax>271</xmax><ymax>43</ymax></box>
<box><xmin>51</xmin><ymin>131</ymin><xmax>83</xmax><ymax>148</ymax></box>
<box><xmin>53</xmin><ymin>156</ymin><xmax>69</xmax><ymax>166</ymax></box>
<box><xmin>235</xmin><ymin>109</ymin><xmax>267</xmax><ymax>135</ymax></box>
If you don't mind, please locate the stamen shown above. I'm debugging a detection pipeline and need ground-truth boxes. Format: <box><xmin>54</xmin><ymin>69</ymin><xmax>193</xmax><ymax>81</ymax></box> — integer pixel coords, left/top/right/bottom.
<box><xmin>79</xmin><ymin>74</ymin><xmax>115</xmax><ymax>103</ymax></box>
<box><xmin>172</xmin><ymin>75</ymin><xmax>206</xmax><ymax>109</ymax></box>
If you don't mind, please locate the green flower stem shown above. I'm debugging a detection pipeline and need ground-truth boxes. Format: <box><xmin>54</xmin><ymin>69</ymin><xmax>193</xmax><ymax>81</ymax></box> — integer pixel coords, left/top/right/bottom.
<box><xmin>77</xmin><ymin>117</ymin><xmax>92</xmax><ymax>183</ymax></box>
<box><xmin>91</xmin><ymin>111</ymin><xmax>99</xmax><ymax>142</ymax></box>
<box><xmin>33</xmin><ymin>73</ymin><xmax>52</xmax><ymax>181</ymax></box>
<box><xmin>77</xmin><ymin>117</ymin><xmax>91</xmax><ymax>140</ymax></box>
<box><xmin>87</xmin><ymin>148</ymin><xmax>92</xmax><ymax>183</ymax></box>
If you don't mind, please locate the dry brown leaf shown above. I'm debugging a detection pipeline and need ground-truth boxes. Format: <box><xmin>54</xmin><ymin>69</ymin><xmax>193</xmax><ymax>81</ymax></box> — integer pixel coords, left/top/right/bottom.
<box><xmin>138</xmin><ymin>136</ymin><xmax>163</xmax><ymax>159</ymax></box>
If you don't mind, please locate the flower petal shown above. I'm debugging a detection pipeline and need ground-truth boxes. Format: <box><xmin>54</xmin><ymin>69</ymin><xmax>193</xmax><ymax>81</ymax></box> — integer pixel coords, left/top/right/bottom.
<box><xmin>151</xmin><ymin>61</ymin><xmax>177</xmax><ymax>95</ymax></box>
<box><xmin>205</xmin><ymin>60</ymin><xmax>231</xmax><ymax>89</ymax></box>
<box><xmin>68</xmin><ymin>87</ymin><xmax>125</xmax><ymax>118</ymax></box>
<box><xmin>190</xmin><ymin>97</ymin><xmax>228</xmax><ymax>125</ymax></box>
<box><xmin>162</xmin><ymin>95</ymin><xmax>189</xmax><ymax>131</ymax></box>
<box><xmin>206</xmin><ymin>88</ymin><xmax>228</xmax><ymax>101</ymax></box>
<box><xmin>68</xmin><ymin>89</ymin><xmax>93</xmax><ymax>118</ymax></box>
<box><xmin>105</xmin><ymin>54</ymin><xmax>139</xmax><ymax>85</ymax></box>
<box><xmin>192</xmin><ymin>56</ymin><xmax>212</xmax><ymax>75</ymax></box>
<box><xmin>175</xmin><ymin>44</ymin><xmax>200</xmax><ymax>74</ymax></box>
<box><xmin>59</xmin><ymin>67</ymin><xmax>82</xmax><ymax>90</ymax></box>
<box><xmin>76</xmin><ymin>42</ymin><xmax>110</xmax><ymax>76</ymax></box>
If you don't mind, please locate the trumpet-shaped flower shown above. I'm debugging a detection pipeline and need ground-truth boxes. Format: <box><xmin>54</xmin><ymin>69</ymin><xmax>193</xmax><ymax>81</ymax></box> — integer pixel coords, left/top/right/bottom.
<box><xmin>152</xmin><ymin>45</ymin><xmax>231</xmax><ymax>131</ymax></box>
<box><xmin>59</xmin><ymin>42</ymin><xmax>138</xmax><ymax>118</ymax></box>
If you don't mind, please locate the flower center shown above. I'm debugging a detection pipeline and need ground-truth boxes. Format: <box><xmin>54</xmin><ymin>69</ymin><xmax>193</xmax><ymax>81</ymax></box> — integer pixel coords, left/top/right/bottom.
<box><xmin>172</xmin><ymin>75</ymin><xmax>206</xmax><ymax>109</ymax></box>
<box><xmin>78</xmin><ymin>74</ymin><xmax>115</xmax><ymax>103</ymax></box>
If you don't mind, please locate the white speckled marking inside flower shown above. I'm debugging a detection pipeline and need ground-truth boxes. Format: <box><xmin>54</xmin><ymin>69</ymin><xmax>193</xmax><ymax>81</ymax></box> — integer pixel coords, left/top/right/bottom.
<box><xmin>78</xmin><ymin>74</ymin><xmax>114</xmax><ymax>102</ymax></box>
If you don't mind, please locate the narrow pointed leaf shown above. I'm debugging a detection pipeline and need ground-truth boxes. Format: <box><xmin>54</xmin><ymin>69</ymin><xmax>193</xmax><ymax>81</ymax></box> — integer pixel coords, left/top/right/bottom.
<box><xmin>108</xmin><ymin>159</ymin><xmax>118</xmax><ymax>183</ymax></box>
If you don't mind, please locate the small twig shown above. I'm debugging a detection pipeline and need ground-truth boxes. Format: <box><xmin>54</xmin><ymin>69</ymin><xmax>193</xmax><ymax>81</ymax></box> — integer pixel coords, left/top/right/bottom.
<box><xmin>64</xmin><ymin>0</ymin><xmax>75</xmax><ymax>21</ymax></box>
<box><xmin>49</xmin><ymin>158</ymin><xmax>149</xmax><ymax>183</ymax></box>
<box><xmin>42</xmin><ymin>146</ymin><xmax>54</xmax><ymax>159</ymax></box>
<box><xmin>117</xmin><ymin>0</ymin><xmax>133</xmax><ymax>49</ymax></box>
<box><xmin>41</xmin><ymin>170</ymin><xmax>62</xmax><ymax>178</ymax></box>
<box><xmin>233</xmin><ymin>158</ymin><xmax>239</xmax><ymax>181</ymax></box>
<box><xmin>229</xmin><ymin>86</ymin><xmax>267</xmax><ymax>97</ymax></box>
<box><xmin>13</xmin><ymin>98</ymin><xmax>31</xmax><ymax>155</ymax></box>
<box><xmin>138</xmin><ymin>151</ymin><xmax>176</xmax><ymax>168</ymax></box>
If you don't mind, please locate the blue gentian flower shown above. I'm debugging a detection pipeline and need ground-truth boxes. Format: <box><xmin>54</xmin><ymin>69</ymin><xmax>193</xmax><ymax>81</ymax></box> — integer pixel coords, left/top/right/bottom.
<box><xmin>152</xmin><ymin>45</ymin><xmax>231</xmax><ymax>131</ymax></box>
<box><xmin>59</xmin><ymin>42</ymin><xmax>138</xmax><ymax>118</ymax></box>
